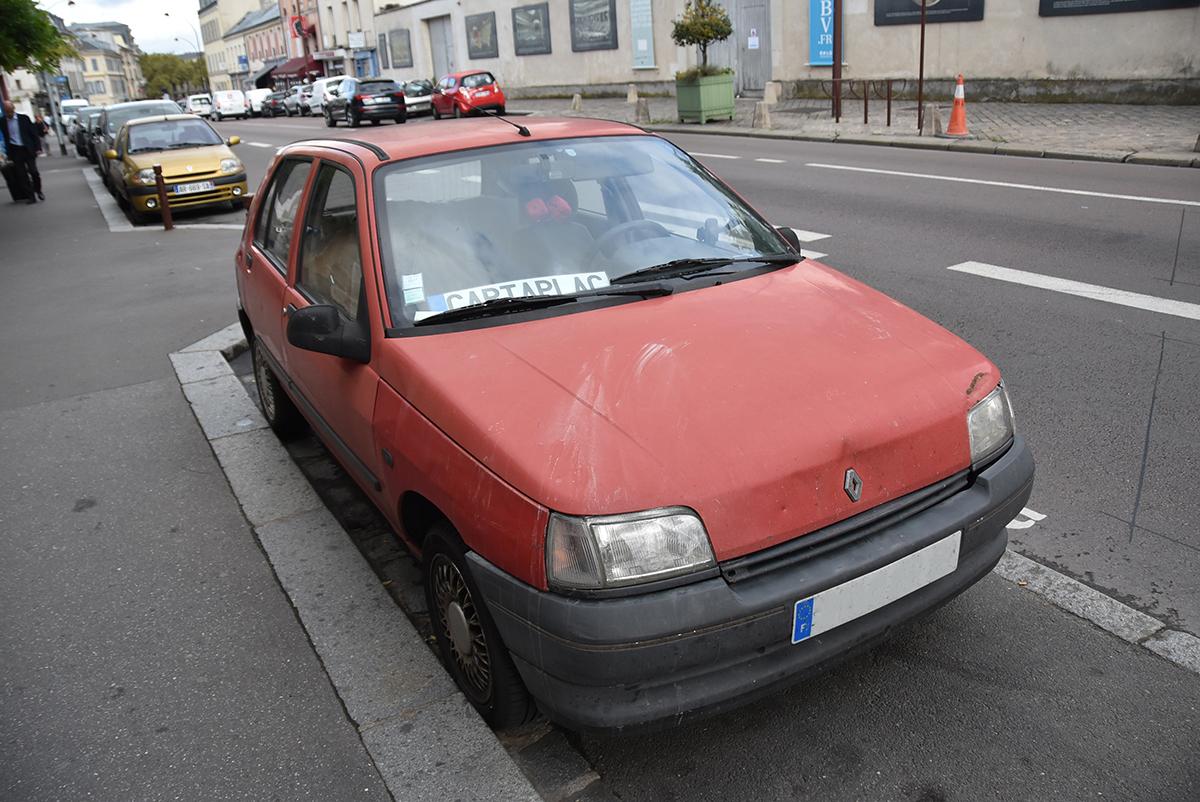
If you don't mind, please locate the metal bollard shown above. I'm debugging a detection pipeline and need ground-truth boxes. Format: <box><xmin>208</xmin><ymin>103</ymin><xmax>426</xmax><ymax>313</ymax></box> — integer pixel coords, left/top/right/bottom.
<box><xmin>863</xmin><ymin>81</ymin><xmax>868</xmax><ymax>125</ymax></box>
<box><xmin>886</xmin><ymin>80</ymin><xmax>893</xmax><ymax>127</ymax></box>
<box><xmin>153</xmin><ymin>164</ymin><xmax>174</xmax><ymax>231</ymax></box>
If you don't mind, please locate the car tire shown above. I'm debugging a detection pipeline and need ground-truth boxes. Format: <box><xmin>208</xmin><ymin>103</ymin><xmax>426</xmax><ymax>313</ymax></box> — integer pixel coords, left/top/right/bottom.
<box><xmin>423</xmin><ymin>522</ymin><xmax>537</xmax><ymax>730</ymax></box>
<box><xmin>324</xmin><ymin>110</ymin><xmax>336</xmax><ymax>128</ymax></box>
<box><xmin>453</xmin><ymin>105</ymin><xmax>461</xmax><ymax>119</ymax></box>
<box><xmin>214</xmin><ymin>112</ymin><xmax>222</xmax><ymax>122</ymax></box>
<box><xmin>252</xmin><ymin>340</ymin><xmax>305</xmax><ymax>437</ymax></box>
<box><xmin>498</xmin><ymin>105</ymin><xmax>506</xmax><ymax>115</ymax></box>
<box><xmin>348</xmin><ymin>111</ymin><xmax>360</xmax><ymax>128</ymax></box>
<box><xmin>396</xmin><ymin>109</ymin><xmax>407</xmax><ymax>124</ymax></box>
<box><xmin>433</xmin><ymin>106</ymin><xmax>441</xmax><ymax>120</ymax></box>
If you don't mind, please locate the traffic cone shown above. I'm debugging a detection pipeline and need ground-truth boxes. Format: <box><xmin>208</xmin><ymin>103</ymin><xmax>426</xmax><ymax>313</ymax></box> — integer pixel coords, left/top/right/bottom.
<box><xmin>939</xmin><ymin>74</ymin><xmax>969</xmax><ymax>138</ymax></box>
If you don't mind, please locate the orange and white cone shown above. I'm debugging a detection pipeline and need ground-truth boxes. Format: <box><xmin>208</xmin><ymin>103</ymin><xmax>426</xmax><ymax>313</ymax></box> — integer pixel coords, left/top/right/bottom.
<box><xmin>940</xmin><ymin>74</ymin><xmax>969</xmax><ymax>138</ymax></box>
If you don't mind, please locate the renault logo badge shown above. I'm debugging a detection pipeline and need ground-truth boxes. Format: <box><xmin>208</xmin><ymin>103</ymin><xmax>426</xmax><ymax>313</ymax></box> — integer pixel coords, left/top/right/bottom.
<box><xmin>186</xmin><ymin>165</ymin><xmax>194</xmax><ymax>172</ymax></box>
<box><xmin>844</xmin><ymin>468</ymin><xmax>863</xmax><ymax>502</ymax></box>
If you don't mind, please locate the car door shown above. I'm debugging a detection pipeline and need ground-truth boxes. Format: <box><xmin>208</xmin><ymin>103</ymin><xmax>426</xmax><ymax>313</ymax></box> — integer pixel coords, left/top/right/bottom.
<box><xmin>241</xmin><ymin>157</ymin><xmax>315</xmax><ymax>368</ymax></box>
<box><xmin>280</xmin><ymin>158</ymin><xmax>383</xmax><ymax>495</ymax></box>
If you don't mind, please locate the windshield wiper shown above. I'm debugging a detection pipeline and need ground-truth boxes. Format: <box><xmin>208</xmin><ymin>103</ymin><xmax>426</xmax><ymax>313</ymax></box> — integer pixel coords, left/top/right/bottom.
<box><xmin>165</xmin><ymin>142</ymin><xmax>217</xmax><ymax>149</ymax></box>
<box><xmin>610</xmin><ymin>254</ymin><xmax>798</xmax><ymax>285</ymax></box>
<box><xmin>414</xmin><ymin>295</ymin><xmax>576</xmax><ymax>326</ymax></box>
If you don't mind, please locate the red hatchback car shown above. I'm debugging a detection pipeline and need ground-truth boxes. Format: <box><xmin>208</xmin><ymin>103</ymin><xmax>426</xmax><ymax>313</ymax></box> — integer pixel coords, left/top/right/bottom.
<box><xmin>432</xmin><ymin>70</ymin><xmax>506</xmax><ymax>118</ymax></box>
<box><xmin>236</xmin><ymin>118</ymin><xmax>1034</xmax><ymax>733</ymax></box>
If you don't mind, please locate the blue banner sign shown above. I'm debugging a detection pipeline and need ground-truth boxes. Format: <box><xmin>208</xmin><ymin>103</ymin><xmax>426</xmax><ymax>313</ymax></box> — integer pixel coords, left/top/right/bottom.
<box><xmin>808</xmin><ymin>0</ymin><xmax>837</xmax><ymax>66</ymax></box>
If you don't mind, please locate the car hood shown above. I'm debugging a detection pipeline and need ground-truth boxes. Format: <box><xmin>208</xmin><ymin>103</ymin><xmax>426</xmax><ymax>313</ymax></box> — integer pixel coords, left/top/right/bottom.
<box><xmin>126</xmin><ymin>144</ymin><xmax>234</xmax><ymax>173</ymax></box>
<box><xmin>382</xmin><ymin>262</ymin><xmax>999</xmax><ymax>561</ymax></box>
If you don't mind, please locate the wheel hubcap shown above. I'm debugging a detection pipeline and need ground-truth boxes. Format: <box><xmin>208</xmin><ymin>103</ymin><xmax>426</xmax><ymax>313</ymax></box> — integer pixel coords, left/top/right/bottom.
<box><xmin>254</xmin><ymin>349</ymin><xmax>276</xmax><ymax>421</ymax></box>
<box><xmin>432</xmin><ymin>555</ymin><xmax>491</xmax><ymax>700</ymax></box>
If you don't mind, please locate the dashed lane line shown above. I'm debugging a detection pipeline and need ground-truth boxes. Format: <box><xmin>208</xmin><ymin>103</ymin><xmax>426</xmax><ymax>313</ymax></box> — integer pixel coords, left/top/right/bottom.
<box><xmin>83</xmin><ymin>168</ymin><xmax>132</xmax><ymax>232</ymax></box>
<box><xmin>690</xmin><ymin>151</ymin><xmax>740</xmax><ymax>160</ymax></box>
<box><xmin>801</xmin><ymin>250</ymin><xmax>828</xmax><ymax>260</ymax></box>
<box><xmin>806</xmin><ymin>163</ymin><xmax>1200</xmax><ymax>208</ymax></box>
<box><xmin>247</xmin><ymin>141</ymin><xmax>273</xmax><ymax>148</ymax></box>
<box><xmin>948</xmin><ymin>261</ymin><xmax>1200</xmax><ymax>322</ymax></box>
<box><xmin>789</xmin><ymin>229</ymin><xmax>831</xmax><ymax>243</ymax></box>
<box><xmin>755</xmin><ymin>157</ymin><xmax>787</xmax><ymax>164</ymax></box>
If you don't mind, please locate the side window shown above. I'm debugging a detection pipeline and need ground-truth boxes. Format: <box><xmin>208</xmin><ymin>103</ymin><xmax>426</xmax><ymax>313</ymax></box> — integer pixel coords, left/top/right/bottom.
<box><xmin>297</xmin><ymin>164</ymin><xmax>362</xmax><ymax>320</ymax></box>
<box><xmin>254</xmin><ymin>159</ymin><xmax>312</xmax><ymax>274</ymax></box>
<box><xmin>574</xmin><ymin>180</ymin><xmax>605</xmax><ymax>216</ymax></box>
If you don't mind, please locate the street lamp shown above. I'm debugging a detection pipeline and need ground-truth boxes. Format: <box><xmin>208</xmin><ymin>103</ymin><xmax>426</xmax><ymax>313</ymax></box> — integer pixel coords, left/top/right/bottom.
<box><xmin>165</xmin><ymin>11</ymin><xmax>208</xmax><ymax>93</ymax></box>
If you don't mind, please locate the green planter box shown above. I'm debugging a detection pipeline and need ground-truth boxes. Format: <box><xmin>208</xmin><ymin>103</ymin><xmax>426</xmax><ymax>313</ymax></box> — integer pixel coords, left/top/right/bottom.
<box><xmin>675</xmin><ymin>72</ymin><xmax>735</xmax><ymax>124</ymax></box>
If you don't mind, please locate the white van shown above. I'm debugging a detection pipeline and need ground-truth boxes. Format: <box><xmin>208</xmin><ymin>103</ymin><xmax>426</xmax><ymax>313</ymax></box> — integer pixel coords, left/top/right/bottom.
<box><xmin>184</xmin><ymin>94</ymin><xmax>213</xmax><ymax>118</ymax></box>
<box><xmin>212</xmin><ymin>90</ymin><xmax>248</xmax><ymax>121</ymax></box>
<box><xmin>245</xmin><ymin>88</ymin><xmax>273</xmax><ymax>117</ymax></box>
<box><xmin>306</xmin><ymin>77</ymin><xmax>339</xmax><ymax>115</ymax></box>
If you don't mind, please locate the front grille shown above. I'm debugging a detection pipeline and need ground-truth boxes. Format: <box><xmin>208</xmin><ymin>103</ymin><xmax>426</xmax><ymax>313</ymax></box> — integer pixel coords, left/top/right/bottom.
<box><xmin>719</xmin><ymin>470</ymin><xmax>972</xmax><ymax>584</ymax></box>
<box><xmin>167</xmin><ymin>187</ymin><xmax>232</xmax><ymax>207</ymax></box>
<box><xmin>164</xmin><ymin>169</ymin><xmax>220</xmax><ymax>182</ymax></box>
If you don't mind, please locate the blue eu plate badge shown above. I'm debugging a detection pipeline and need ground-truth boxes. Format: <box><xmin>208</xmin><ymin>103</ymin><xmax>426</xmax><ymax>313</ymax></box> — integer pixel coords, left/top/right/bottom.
<box><xmin>792</xmin><ymin>597</ymin><xmax>815</xmax><ymax>643</ymax></box>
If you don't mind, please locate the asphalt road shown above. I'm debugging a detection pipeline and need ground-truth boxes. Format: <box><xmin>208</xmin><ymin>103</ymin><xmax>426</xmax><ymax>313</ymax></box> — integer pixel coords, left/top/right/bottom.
<box><xmin>6</xmin><ymin>116</ymin><xmax>1197</xmax><ymax>800</ymax></box>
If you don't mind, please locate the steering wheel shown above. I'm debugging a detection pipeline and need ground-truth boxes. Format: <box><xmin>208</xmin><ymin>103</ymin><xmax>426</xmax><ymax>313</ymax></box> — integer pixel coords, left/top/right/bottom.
<box><xmin>591</xmin><ymin>219</ymin><xmax>671</xmax><ymax>261</ymax></box>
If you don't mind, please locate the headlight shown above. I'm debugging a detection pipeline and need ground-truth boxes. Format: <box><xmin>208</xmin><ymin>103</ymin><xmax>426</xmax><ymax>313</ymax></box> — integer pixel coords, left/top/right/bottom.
<box><xmin>547</xmin><ymin>507</ymin><xmax>716</xmax><ymax>590</ymax></box>
<box><xmin>967</xmin><ymin>383</ymin><xmax>1014</xmax><ymax>466</ymax></box>
<box><xmin>219</xmin><ymin>158</ymin><xmax>242</xmax><ymax>174</ymax></box>
<box><xmin>135</xmin><ymin>168</ymin><xmax>157</xmax><ymax>184</ymax></box>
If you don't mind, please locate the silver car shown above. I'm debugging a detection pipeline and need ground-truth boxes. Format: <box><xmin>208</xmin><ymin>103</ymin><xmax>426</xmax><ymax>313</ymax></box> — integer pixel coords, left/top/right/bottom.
<box><xmin>283</xmin><ymin>85</ymin><xmax>312</xmax><ymax>116</ymax></box>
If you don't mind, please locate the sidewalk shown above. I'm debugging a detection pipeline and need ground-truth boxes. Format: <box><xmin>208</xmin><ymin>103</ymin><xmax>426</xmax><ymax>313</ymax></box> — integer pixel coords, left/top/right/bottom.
<box><xmin>515</xmin><ymin>95</ymin><xmax>1200</xmax><ymax>166</ymax></box>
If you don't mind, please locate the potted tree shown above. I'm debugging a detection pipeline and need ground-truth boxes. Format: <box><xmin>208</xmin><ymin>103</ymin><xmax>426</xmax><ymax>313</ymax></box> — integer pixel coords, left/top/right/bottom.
<box><xmin>672</xmin><ymin>0</ymin><xmax>734</xmax><ymax>124</ymax></box>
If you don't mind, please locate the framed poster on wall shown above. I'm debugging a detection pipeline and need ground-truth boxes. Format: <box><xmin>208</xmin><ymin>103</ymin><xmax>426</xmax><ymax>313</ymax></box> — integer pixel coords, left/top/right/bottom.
<box><xmin>1040</xmin><ymin>0</ymin><xmax>1197</xmax><ymax>15</ymax></box>
<box><xmin>875</xmin><ymin>0</ymin><xmax>985</xmax><ymax>25</ymax></box>
<box><xmin>513</xmin><ymin>3</ymin><xmax>552</xmax><ymax>56</ymax></box>
<box><xmin>389</xmin><ymin>28</ymin><xmax>413</xmax><ymax>68</ymax></box>
<box><xmin>466</xmin><ymin>12</ymin><xmax>499</xmax><ymax>60</ymax></box>
<box><xmin>570</xmin><ymin>0</ymin><xmax>618</xmax><ymax>52</ymax></box>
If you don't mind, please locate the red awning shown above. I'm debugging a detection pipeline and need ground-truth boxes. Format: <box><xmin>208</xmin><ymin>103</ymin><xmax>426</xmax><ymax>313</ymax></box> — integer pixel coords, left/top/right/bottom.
<box><xmin>273</xmin><ymin>55</ymin><xmax>321</xmax><ymax>78</ymax></box>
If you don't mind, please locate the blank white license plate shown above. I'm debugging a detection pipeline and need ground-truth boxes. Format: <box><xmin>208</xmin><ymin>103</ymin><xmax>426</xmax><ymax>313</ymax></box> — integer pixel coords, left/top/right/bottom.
<box><xmin>791</xmin><ymin>531</ymin><xmax>961</xmax><ymax>643</ymax></box>
<box><xmin>174</xmin><ymin>181</ymin><xmax>215</xmax><ymax>195</ymax></box>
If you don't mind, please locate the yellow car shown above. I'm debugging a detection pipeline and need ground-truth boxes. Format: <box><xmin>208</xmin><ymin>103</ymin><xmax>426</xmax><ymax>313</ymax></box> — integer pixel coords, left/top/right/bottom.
<box><xmin>104</xmin><ymin>114</ymin><xmax>247</xmax><ymax>222</ymax></box>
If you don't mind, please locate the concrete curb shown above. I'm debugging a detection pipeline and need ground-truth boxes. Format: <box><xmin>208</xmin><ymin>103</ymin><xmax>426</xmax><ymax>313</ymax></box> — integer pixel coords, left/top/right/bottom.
<box><xmin>170</xmin><ymin>323</ymin><xmax>541</xmax><ymax>802</ymax></box>
<box><xmin>641</xmin><ymin>123</ymin><xmax>1200</xmax><ymax>168</ymax></box>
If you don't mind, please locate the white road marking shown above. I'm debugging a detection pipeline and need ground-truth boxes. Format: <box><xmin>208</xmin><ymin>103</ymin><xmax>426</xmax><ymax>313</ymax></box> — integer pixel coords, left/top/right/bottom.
<box><xmin>806</xmin><ymin>163</ymin><xmax>1200</xmax><ymax>208</ymax></box>
<box><xmin>247</xmin><ymin>141</ymin><xmax>273</xmax><ymax>148</ymax></box>
<box><xmin>82</xmin><ymin>168</ymin><xmax>132</xmax><ymax>232</ymax></box>
<box><xmin>1006</xmin><ymin>507</ymin><xmax>1047</xmax><ymax>530</ymax></box>
<box><xmin>788</xmin><ymin>228</ymin><xmax>832</xmax><ymax>243</ymax></box>
<box><xmin>173</xmin><ymin>223</ymin><xmax>245</xmax><ymax>230</ymax></box>
<box><xmin>755</xmin><ymin>157</ymin><xmax>786</xmax><ymax>164</ymax></box>
<box><xmin>948</xmin><ymin>261</ymin><xmax>1200</xmax><ymax>321</ymax></box>
<box><xmin>800</xmin><ymin>249</ymin><xmax>828</xmax><ymax>260</ymax></box>
<box><xmin>691</xmin><ymin>151</ymin><xmax>740</xmax><ymax>160</ymax></box>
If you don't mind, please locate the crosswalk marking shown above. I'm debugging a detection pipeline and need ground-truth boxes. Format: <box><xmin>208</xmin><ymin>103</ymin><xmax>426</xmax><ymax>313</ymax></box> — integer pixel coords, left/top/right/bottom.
<box><xmin>947</xmin><ymin>261</ymin><xmax>1200</xmax><ymax>321</ymax></box>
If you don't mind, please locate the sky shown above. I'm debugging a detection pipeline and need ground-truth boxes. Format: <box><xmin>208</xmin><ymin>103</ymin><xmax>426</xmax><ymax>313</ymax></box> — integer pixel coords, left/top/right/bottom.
<box><xmin>41</xmin><ymin>0</ymin><xmax>206</xmax><ymax>55</ymax></box>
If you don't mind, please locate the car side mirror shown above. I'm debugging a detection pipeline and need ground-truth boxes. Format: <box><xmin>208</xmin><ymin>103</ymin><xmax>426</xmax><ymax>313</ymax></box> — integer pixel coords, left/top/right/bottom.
<box><xmin>287</xmin><ymin>305</ymin><xmax>370</xmax><ymax>363</ymax></box>
<box><xmin>776</xmin><ymin>226</ymin><xmax>802</xmax><ymax>255</ymax></box>
<box><xmin>227</xmin><ymin>136</ymin><xmax>240</xmax><ymax>146</ymax></box>
<box><xmin>104</xmin><ymin>149</ymin><xmax>118</xmax><ymax>160</ymax></box>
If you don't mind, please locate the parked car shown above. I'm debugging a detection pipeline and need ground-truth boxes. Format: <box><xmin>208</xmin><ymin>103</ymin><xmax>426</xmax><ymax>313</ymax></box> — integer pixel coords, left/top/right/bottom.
<box><xmin>96</xmin><ymin>100</ymin><xmax>188</xmax><ymax>190</ymax></box>
<box><xmin>246</xmin><ymin>88</ymin><xmax>273</xmax><ymax>117</ymax></box>
<box><xmin>71</xmin><ymin>106</ymin><xmax>101</xmax><ymax>155</ymax></box>
<box><xmin>84</xmin><ymin>112</ymin><xmax>106</xmax><ymax>163</ymax></box>
<box><xmin>183</xmin><ymin>94</ymin><xmax>213</xmax><ymax>118</ymax></box>
<box><xmin>261</xmin><ymin>92</ymin><xmax>288</xmax><ymax>117</ymax></box>
<box><xmin>283</xmin><ymin>85</ymin><xmax>313</xmax><ymax>116</ymax></box>
<box><xmin>306</xmin><ymin>76</ymin><xmax>339</xmax><ymax>115</ymax></box>
<box><xmin>236</xmin><ymin>119</ymin><xmax>1034</xmax><ymax>732</ymax></box>
<box><xmin>103</xmin><ymin>114</ymin><xmax>246</xmax><ymax>224</ymax></box>
<box><xmin>432</xmin><ymin>71</ymin><xmax>505</xmax><ymax>119</ymax></box>
<box><xmin>212</xmin><ymin>89</ymin><xmax>249</xmax><ymax>121</ymax></box>
<box><xmin>60</xmin><ymin>97</ymin><xmax>92</xmax><ymax>130</ymax></box>
<box><xmin>400</xmin><ymin>79</ymin><xmax>433</xmax><ymax>116</ymax></box>
<box><xmin>323</xmin><ymin>77</ymin><xmax>406</xmax><ymax>127</ymax></box>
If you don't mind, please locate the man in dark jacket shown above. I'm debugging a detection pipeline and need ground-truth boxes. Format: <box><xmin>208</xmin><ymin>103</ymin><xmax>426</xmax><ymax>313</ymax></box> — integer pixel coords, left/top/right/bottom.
<box><xmin>2</xmin><ymin>101</ymin><xmax>44</xmax><ymax>203</ymax></box>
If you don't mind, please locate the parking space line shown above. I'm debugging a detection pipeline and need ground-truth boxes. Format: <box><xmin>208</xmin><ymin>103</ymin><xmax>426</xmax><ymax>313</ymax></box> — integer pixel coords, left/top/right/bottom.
<box><xmin>948</xmin><ymin>261</ymin><xmax>1200</xmax><ymax>321</ymax></box>
<box><xmin>789</xmin><ymin>228</ymin><xmax>832</xmax><ymax>243</ymax></box>
<box><xmin>807</xmin><ymin>163</ymin><xmax>1200</xmax><ymax>208</ymax></box>
<box><xmin>82</xmin><ymin>168</ymin><xmax>132</xmax><ymax>232</ymax></box>
<box><xmin>691</xmin><ymin>152</ymin><xmax>740</xmax><ymax>160</ymax></box>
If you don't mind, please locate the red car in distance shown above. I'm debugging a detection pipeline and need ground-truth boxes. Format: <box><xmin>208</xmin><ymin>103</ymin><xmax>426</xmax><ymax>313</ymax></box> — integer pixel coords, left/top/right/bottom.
<box><xmin>235</xmin><ymin>117</ymin><xmax>1033</xmax><ymax>733</ymax></box>
<box><xmin>432</xmin><ymin>70</ymin><xmax>506</xmax><ymax>118</ymax></box>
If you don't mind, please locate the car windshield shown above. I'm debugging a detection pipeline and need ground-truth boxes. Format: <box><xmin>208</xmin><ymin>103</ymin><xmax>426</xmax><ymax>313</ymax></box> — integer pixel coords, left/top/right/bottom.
<box><xmin>360</xmin><ymin>81</ymin><xmax>398</xmax><ymax>94</ymax></box>
<box><xmin>405</xmin><ymin>80</ymin><xmax>432</xmax><ymax>95</ymax></box>
<box><xmin>375</xmin><ymin>135</ymin><xmax>790</xmax><ymax>327</ymax></box>
<box><xmin>106</xmin><ymin>103</ymin><xmax>183</xmax><ymax>134</ymax></box>
<box><xmin>128</xmin><ymin>118</ymin><xmax>222</xmax><ymax>152</ymax></box>
<box><xmin>461</xmin><ymin>73</ymin><xmax>495</xmax><ymax>89</ymax></box>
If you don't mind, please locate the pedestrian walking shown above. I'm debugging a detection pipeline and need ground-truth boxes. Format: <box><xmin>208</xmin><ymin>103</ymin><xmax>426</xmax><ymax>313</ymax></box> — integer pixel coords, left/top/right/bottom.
<box><xmin>1</xmin><ymin>101</ymin><xmax>43</xmax><ymax>203</ymax></box>
<box><xmin>34</xmin><ymin>113</ymin><xmax>51</xmax><ymax>156</ymax></box>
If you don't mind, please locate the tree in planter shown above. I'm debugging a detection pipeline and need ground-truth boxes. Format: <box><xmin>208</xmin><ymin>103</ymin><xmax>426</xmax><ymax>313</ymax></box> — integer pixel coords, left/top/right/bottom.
<box><xmin>671</xmin><ymin>0</ymin><xmax>732</xmax><ymax>78</ymax></box>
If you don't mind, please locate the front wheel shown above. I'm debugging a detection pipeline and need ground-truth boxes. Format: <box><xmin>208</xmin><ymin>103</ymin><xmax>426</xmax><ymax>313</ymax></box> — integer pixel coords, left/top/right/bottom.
<box><xmin>432</xmin><ymin>105</ymin><xmax>441</xmax><ymax>120</ymax></box>
<box><xmin>324</xmin><ymin>110</ymin><xmax>336</xmax><ymax>128</ymax></box>
<box><xmin>453</xmin><ymin>105</ymin><xmax>462</xmax><ymax>119</ymax></box>
<box><xmin>424</xmin><ymin>523</ymin><xmax>536</xmax><ymax>730</ymax></box>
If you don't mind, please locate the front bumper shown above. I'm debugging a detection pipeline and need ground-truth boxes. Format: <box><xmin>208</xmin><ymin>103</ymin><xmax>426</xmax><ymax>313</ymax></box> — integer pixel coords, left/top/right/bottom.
<box><xmin>470</xmin><ymin>436</ymin><xmax>1034</xmax><ymax>733</ymax></box>
<box><xmin>129</xmin><ymin>173</ymin><xmax>248</xmax><ymax>212</ymax></box>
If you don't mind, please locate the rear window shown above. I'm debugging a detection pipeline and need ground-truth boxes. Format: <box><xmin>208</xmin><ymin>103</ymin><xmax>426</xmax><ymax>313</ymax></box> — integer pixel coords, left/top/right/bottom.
<box><xmin>359</xmin><ymin>81</ymin><xmax>399</xmax><ymax>94</ymax></box>
<box><xmin>461</xmin><ymin>73</ymin><xmax>495</xmax><ymax>89</ymax></box>
<box><xmin>106</xmin><ymin>102</ymin><xmax>183</xmax><ymax>134</ymax></box>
